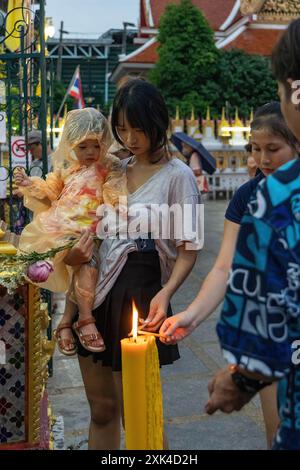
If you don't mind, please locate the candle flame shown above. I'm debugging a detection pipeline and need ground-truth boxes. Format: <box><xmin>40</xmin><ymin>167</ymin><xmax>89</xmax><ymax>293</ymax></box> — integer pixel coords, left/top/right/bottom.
<box><xmin>132</xmin><ymin>300</ymin><xmax>138</xmax><ymax>340</ymax></box>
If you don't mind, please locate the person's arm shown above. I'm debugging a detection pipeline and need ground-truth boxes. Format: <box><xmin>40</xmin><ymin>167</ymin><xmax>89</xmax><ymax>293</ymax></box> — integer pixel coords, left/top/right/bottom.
<box><xmin>142</xmin><ymin>244</ymin><xmax>197</xmax><ymax>332</ymax></box>
<box><xmin>205</xmin><ymin>365</ymin><xmax>268</xmax><ymax>415</ymax></box>
<box><xmin>63</xmin><ymin>230</ymin><xmax>94</xmax><ymax>266</ymax></box>
<box><xmin>15</xmin><ymin>169</ymin><xmax>64</xmax><ymax>213</ymax></box>
<box><xmin>206</xmin><ymin>210</ymin><xmax>293</xmax><ymax>415</ymax></box>
<box><xmin>15</xmin><ymin>170</ymin><xmax>62</xmax><ymax>200</ymax></box>
<box><xmin>14</xmin><ymin>168</ymin><xmax>51</xmax><ymax>211</ymax></box>
<box><xmin>189</xmin><ymin>152</ymin><xmax>202</xmax><ymax>177</ymax></box>
<box><xmin>160</xmin><ymin>220</ymin><xmax>240</xmax><ymax>341</ymax></box>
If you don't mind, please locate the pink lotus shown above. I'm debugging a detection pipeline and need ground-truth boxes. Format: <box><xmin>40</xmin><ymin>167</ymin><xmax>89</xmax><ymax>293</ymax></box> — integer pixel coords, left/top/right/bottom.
<box><xmin>27</xmin><ymin>261</ymin><xmax>54</xmax><ymax>283</ymax></box>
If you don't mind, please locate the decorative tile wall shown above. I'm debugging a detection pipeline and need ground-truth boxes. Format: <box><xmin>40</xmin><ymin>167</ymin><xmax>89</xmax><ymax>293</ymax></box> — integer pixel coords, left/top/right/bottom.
<box><xmin>0</xmin><ymin>286</ymin><xmax>27</xmax><ymax>444</ymax></box>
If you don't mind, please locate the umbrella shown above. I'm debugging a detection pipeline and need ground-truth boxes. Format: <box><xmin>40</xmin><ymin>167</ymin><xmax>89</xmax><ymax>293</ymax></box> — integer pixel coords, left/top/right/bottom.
<box><xmin>171</xmin><ymin>132</ymin><xmax>216</xmax><ymax>175</ymax></box>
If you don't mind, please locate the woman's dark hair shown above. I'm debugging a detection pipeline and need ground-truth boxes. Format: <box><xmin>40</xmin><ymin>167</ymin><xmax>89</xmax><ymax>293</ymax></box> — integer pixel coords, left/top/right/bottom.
<box><xmin>251</xmin><ymin>102</ymin><xmax>299</xmax><ymax>152</ymax></box>
<box><xmin>272</xmin><ymin>18</ymin><xmax>300</xmax><ymax>93</ymax></box>
<box><xmin>111</xmin><ymin>78</ymin><xmax>170</xmax><ymax>162</ymax></box>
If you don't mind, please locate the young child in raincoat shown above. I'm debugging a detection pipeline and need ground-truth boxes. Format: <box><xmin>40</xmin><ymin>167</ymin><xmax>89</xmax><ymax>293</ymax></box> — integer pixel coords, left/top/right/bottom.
<box><xmin>15</xmin><ymin>108</ymin><xmax>127</xmax><ymax>356</ymax></box>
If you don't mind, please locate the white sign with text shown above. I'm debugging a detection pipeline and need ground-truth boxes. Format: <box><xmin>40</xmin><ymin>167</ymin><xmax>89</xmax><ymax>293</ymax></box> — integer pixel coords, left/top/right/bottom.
<box><xmin>11</xmin><ymin>136</ymin><xmax>31</xmax><ymax>168</ymax></box>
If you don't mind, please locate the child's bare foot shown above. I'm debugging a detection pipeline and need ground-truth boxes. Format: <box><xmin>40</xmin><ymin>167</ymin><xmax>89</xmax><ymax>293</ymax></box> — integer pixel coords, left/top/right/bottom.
<box><xmin>53</xmin><ymin>323</ymin><xmax>77</xmax><ymax>356</ymax></box>
<box><xmin>73</xmin><ymin>317</ymin><xmax>105</xmax><ymax>353</ymax></box>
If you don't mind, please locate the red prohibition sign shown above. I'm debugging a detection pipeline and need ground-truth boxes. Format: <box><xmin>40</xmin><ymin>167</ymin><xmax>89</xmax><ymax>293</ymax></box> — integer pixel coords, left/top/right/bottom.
<box><xmin>12</xmin><ymin>139</ymin><xmax>26</xmax><ymax>158</ymax></box>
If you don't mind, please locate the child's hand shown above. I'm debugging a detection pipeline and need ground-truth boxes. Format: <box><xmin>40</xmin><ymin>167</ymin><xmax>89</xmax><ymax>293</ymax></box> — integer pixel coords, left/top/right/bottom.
<box><xmin>14</xmin><ymin>168</ymin><xmax>31</xmax><ymax>187</ymax></box>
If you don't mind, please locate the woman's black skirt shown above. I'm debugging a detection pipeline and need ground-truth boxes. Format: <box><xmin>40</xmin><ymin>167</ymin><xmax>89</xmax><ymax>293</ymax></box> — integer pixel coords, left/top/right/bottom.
<box><xmin>76</xmin><ymin>251</ymin><xmax>180</xmax><ymax>371</ymax></box>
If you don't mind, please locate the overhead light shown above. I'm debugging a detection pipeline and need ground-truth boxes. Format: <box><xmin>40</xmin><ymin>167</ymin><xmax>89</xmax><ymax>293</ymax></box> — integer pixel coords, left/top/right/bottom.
<box><xmin>45</xmin><ymin>17</ymin><xmax>55</xmax><ymax>39</ymax></box>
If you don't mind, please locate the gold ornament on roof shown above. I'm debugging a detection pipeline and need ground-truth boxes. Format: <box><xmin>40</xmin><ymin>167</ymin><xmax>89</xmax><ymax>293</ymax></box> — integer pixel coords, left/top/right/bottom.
<box><xmin>241</xmin><ymin>0</ymin><xmax>300</xmax><ymax>22</ymax></box>
<box><xmin>205</xmin><ymin>106</ymin><xmax>211</xmax><ymax>123</ymax></box>
<box><xmin>171</xmin><ymin>106</ymin><xmax>184</xmax><ymax>133</ymax></box>
<box><xmin>260</xmin><ymin>0</ymin><xmax>300</xmax><ymax>21</ymax></box>
<box><xmin>240</xmin><ymin>0</ymin><xmax>265</xmax><ymax>15</ymax></box>
<box><xmin>219</xmin><ymin>107</ymin><xmax>231</xmax><ymax>138</ymax></box>
<box><xmin>233</xmin><ymin>108</ymin><xmax>244</xmax><ymax>129</ymax></box>
<box><xmin>203</xmin><ymin>107</ymin><xmax>214</xmax><ymax>130</ymax></box>
<box><xmin>187</xmin><ymin>107</ymin><xmax>199</xmax><ymax>137</ymax></box>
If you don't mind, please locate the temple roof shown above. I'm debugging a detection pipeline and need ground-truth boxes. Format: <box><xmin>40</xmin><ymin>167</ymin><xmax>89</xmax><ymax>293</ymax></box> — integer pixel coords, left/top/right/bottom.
<box><xmin>146</xmin><ymin>0</ymin><xmax>241</xmax><ymax>31</ymax></box>
<box><xmin>110</xmin><ymin>0</ymin><xmax>296</xmax><ymax>83</ymax></box>
<box><xmin>122</xmin><ymin>37</ymin><xmax>158</xmax><ymax>63</ymax></box>
<box><xmin>221</xmin><ymin>27</ymin><xmax>283</xmax><ymax>55</ymax></box>
<box><xmin>240</xmin><ymin>0</ymin><xmax>300</xmax><ymax>22</ymax></box>
<box><xmin>110</xmin><ymin>38</ymin><xmax>158</xmax><ymax>82</ymax></box>
<box><xmin>259</xmin><ymin>0</ymin><xmax>300</xmax><ymax>22</ymax></box>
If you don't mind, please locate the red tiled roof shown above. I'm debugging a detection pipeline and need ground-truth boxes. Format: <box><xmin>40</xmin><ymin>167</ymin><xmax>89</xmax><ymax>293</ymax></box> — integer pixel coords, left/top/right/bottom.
<box><xmin>223</xmin><ymin>28</ymin><xmax>283</xmax><ymax>56</ymax></box>
<box><xmin>125</xmin><ymin>27</ymin><xmax>283</xmax><ymax>67</ymax></box>
<box><xmin>149</xmin><ymin>0</ymin><xmax>240</xmax><ymax>30</ymax></box>
<box><xmin>126</xmin><ymin>40</ymin><xmax>159</xmax><ymax>63</ymax></box>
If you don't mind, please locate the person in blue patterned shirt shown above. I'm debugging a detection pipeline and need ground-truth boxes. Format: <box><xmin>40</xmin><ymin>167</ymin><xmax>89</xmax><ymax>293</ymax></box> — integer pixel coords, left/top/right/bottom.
<box><xmin>206</xmin><ymin>19</ymin><xmax>300</xmax><ymax>450</ymax></box>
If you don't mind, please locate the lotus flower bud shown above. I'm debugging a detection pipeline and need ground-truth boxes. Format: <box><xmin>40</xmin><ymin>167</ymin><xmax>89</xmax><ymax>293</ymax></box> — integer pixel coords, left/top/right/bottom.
<box><xmin>27</xmin><ymin>261</ymin><xmax>53</xmax><ymax>283</ymax></box>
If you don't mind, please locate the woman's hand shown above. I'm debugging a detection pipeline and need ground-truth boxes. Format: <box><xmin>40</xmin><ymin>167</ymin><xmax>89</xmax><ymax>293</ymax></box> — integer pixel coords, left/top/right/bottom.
<box><xmin>193</xmin><ymin>168</ymin><xmax>202</xmax><ymax>177</ymax></box>
<box><xmin>63</xmin><ymin>230</ymin><xmax>94</xmax><ymax>266</ymax></box>
<box><xmin>159</xmin><ymin>309</ymin><xmax>197</xmax><ymax>344</ymax></box>
<box><xmin>141</xmin><ymin>287</ymin><xmax>172</xmax><ymax>333</ymax></box>
<box><xmin>14</xmin><ymin>168</ymin><xmax>31</xmax><ymax>187</ymax></box>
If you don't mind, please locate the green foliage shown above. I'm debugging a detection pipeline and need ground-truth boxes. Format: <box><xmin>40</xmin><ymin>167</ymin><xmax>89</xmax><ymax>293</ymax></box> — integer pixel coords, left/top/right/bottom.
<box><xmin>149</xmin><ymin>0</ymin><xmax>219</xmax><ymax>115</ymax></box>
<box><xmin>210</xmin><ymin>49</ymin><xmax>278</xmax><ymax>118</ymax></box>
<box><xmin>149</xmin><ymin>0</ymin><xmax>278</xmax><ymax>119</ymax></box>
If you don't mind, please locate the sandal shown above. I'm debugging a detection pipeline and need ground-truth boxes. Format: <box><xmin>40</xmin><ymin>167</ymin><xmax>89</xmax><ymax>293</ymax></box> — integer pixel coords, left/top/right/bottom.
<box><xmin>73</xmin><ymin>317</ymin><xmax>106</xmax><ymax>353</ymax></box>
<box><xmin>53</xmin><ymin>322</ymin><xmax>77</xmax><ymax>356</ymax></box>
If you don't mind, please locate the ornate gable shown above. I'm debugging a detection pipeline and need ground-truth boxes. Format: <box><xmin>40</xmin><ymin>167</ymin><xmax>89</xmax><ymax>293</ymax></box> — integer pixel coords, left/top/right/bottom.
<box><xmin>260</xmin><ymin>0</ymin><xmax>300</xmax><ymax>22</ymax></box>
<box><xmin>240</xmin><ymin>1</ymin><xmax>265</xmax><ymax>15</ymax></box>
<box><xmin>240</xmin><ymin>0</ymin><xmax>300</xmax><ymax>22</ymax></box>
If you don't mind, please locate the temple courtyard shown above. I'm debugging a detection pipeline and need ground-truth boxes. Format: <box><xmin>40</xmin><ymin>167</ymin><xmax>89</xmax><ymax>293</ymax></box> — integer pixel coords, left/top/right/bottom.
<box><xmin>48</xmin><ymin>199</ymin><xmax>266</xmax><ymax>450</ymax></box>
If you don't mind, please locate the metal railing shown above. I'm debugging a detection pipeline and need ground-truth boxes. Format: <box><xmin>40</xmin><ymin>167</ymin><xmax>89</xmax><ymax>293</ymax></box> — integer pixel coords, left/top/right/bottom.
<box><xmin>207</xmin><ymin>170</ymin><xmax>249</xmax><ymax>200</ymax></box>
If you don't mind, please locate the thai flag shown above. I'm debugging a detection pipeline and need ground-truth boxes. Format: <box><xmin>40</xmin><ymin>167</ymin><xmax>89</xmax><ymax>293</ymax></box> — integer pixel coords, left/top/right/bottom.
<box><xmin>68</xmin><ymin>66</ymin><xmax>85</xmax><ymax>109</ymax></box>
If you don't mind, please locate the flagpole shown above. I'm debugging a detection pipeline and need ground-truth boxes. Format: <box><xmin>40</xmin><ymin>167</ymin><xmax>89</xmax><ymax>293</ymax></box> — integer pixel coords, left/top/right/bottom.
<box><xmin>55</xmin><ymin>66</ymin><xmax>79</xmax><ymax>125</ymax></box>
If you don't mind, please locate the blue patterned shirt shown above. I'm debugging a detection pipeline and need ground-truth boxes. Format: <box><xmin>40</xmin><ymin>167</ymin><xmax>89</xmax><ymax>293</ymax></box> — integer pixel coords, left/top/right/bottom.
<box><xmin>217</xmin><ymin>158</ymin><xmax>300</xmax><ymax>450</ymax></box>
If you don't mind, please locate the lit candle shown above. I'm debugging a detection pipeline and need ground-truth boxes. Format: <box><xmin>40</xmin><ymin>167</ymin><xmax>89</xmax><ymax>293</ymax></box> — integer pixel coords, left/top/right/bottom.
<box><xmin>121</xmin><ymin>301</ymin><xmax>163</xmax><ymax>450</ymax></box>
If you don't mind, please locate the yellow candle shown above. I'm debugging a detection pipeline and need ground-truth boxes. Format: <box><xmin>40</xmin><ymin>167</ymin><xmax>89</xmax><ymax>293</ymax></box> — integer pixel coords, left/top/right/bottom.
<box><xmin>0</xmin><ymin>229</ymin><xmax>5</xmax><ymax>239</ymax></box>
<box><xmin>0</xmin><ymin>241</ymin><xmax>18</xmax><ymax>255</ymax></box>
<box><xmin>121</xmin><ymin>302</ymin><xmax>163</xmax><ymax>450</ymax></box>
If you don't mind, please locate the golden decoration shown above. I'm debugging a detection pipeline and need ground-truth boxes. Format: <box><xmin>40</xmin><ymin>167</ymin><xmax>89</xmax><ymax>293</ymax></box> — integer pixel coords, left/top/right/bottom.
<box><xmin>240</xmin><ymin>0</ymin><xmax>300</xmax><ymax>22</ymax></box>
<box><xmin>187</xmin><ymin>107</ymin><xmax>199</xmax><ymax>137</ymax></box>
<box><xmin>171</xmin><ymin>106</ymin><xmax>184</xmax><ymax>133</ymax></box>
<box><xmin>27</xmin><ymin>284</ymin><xmax>55</xmax><ymax>445</ymax></box>
<box><xmin>240</xmin><ymin>0</ymin><xmax>266</xmax><ymax>15</ymax></box>
<box><xmin>219</xmin><ymin>107</ymin><xmax>231</xmax><ymax>139</ymax></box>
